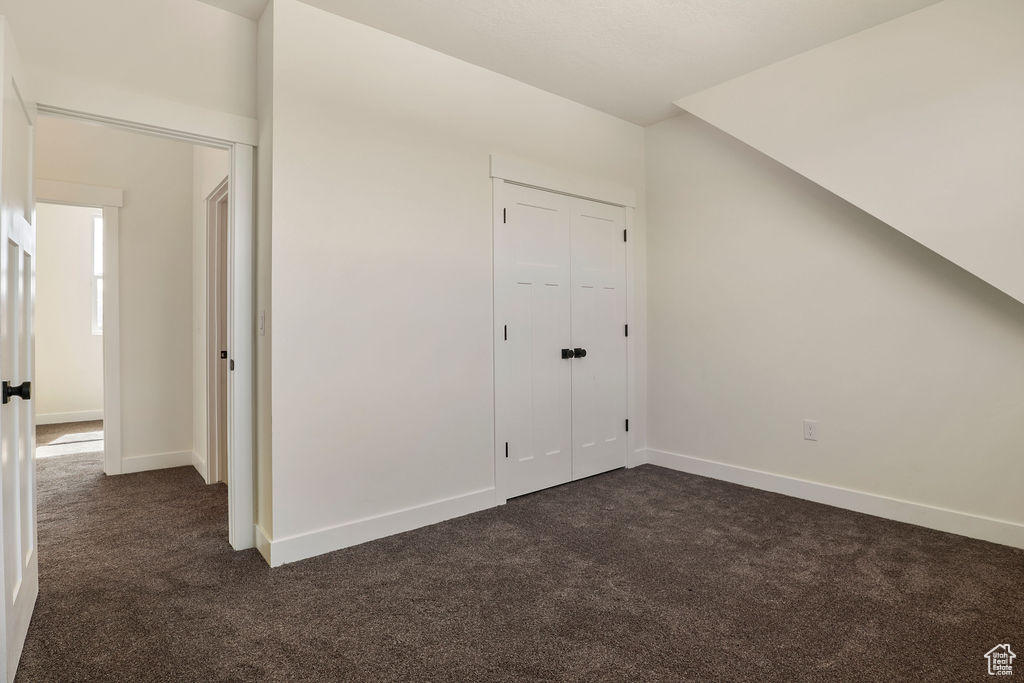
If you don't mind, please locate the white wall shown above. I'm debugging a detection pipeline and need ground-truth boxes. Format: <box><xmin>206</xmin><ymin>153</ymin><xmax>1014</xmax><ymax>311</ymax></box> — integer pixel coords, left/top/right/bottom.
<box><xmin>255</xmin><ymin>1</ymin><xmax>274</xmax><ymax>544</ymax></box>
<box><xmin>36</xmin><ymin>116</ymin><xmax>197</xmax><ymax>466</ymax></box>
<box><xmin>0</xmin><ymin>0</ymin><xmax>257</xmax><ymax>142</ymax></box>
<box><xmin>645</xmin><ymin>113</ymin><xmax>1024</xmax><ymax>544</ymax></box>
<box><xmin>263</xmin><ymin>0</ymin><xmax>644</xmax><ymax>564</ymax></box>
<box><xmin>34</xmin><ymin>203</ymin><xmax>104</xmax><ymax>422</ymax></box>
<box><xmin>192</xmin><ymin>145</ymin><xmax>232</xmax><ymax>481</ymax></box>
<box><xmin>675</xmin><ymin>0</ymin><xmax>1024</xmax><ymax>304</ymax></box>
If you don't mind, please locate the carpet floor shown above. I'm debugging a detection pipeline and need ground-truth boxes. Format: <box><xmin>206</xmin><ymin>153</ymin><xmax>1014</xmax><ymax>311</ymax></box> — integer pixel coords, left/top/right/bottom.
<box><xmin>35</xmin><ymin>421</ymin><xmax>104</xmax><ymax>459</ymax></box>
<box><xmin>16</xmin><ymin>448</ymin><xmax>1024</xmax><ymax>681</ymax></box>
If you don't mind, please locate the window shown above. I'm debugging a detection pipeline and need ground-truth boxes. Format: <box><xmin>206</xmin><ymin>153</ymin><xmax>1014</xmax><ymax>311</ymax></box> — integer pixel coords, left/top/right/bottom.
<box><xmin>92</xmin><ymin>216</ymin><xmax>103</xmax><ymax>335</ymax></box>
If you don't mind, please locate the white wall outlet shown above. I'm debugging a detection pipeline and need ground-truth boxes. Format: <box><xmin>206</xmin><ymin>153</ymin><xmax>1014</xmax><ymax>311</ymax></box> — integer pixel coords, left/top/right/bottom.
<box><xmin>803</xmin><ymin>419</ymin><xmax>818</xmax><ymax>441</ymax></box>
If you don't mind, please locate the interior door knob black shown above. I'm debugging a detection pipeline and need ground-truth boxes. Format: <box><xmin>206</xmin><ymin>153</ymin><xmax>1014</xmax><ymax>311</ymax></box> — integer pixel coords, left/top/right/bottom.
<box><xmin>561</xmin><ymin>348</ymin><xmax>573</xmax><ymax>359</ymax></box>
<box><xmin>1</xmin><ymin>380</ymin><xmax>31</xmax><ymax>405</ymax></box>
<box><xmin>573</xmin><ymin>348</ymin><xmax>587</xmax><ymax>358</ymax></box>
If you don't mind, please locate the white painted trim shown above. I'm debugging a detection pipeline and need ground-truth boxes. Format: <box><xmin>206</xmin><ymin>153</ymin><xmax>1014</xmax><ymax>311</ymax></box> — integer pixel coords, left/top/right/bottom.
<box><xmin>490</xmin><ymin>178</ymin><xmax>501</xmax><ymax>497</ymax></box>
<box><xmin>254</xmin><ymin>524</ymin><xmax>272</xmax><ymax>565</ymax></box>
<box><xmin>121</xmin><ymin>450</ymin><xmax>194</xmax><ymax>474</ymax></box>
<box><xmin>202</xmin><ymin>177</ymin><xmax>231</xmax><ymax>487</ymax></box>
<box><xmin>624</xmin><ymin>205</ymin><xmax>646</xmax><ymax>461</ymax></box>
<box><xmin>626</xmin><ymin>448</ymin><xmax>648</xmax><ymax>469</ymax></box>
<box><xmin>100</xmin><ymin>207</ymin><xmax>122</xmax><ymax>476</ymax></box>
<box><xmin>35</xmin><ymin>410</ymin><xmax>103</xmax><ymax>425</ymax></box>
<box><xmin>36</xmin><ymin>180</ymin><xmax>123</xmax><ymax>207</ymax></box>
<box><xmin>265</xmin><ymin>488</ymin><xmax>497</xmax><ymax>567</ymax></box>
<box><xmin>31</xmin><ymin>67</ymin><xmax>258</xmax><ymax>146</ymax></box>
<box><xmin>645</xmin><ymin>448</ymin><xmax>1024</xmax><ymax>550</ymax></box>
<box><xmin>227</xmin><ymin>144</ymin><xmax>255</xmax><ymax>551</ymax></box>
<box><xmin>490</xmin><ymin>154</ymin><xmax>636</xmax><ymax>208</ymax></box>
<box><xmin>191</xmin><ymin>451</ymin><xmax>208</xmax><ymax>482</ymax></box>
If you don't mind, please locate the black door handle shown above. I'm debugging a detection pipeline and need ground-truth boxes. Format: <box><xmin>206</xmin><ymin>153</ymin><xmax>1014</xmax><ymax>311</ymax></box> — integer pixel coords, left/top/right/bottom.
<box><xmin>2</xmin><ymin>380</ymin><xmax>31</xmax><ymax>404</ymax></box>
<box><xmin>573</xmin><ymin>348</ymin><xmax>587</xmax><ymax>358</ymax></box>
<box><xmin>561</xmin><ymin>348</ymin><xmax>573</xmax><ymax>359</ymax></box>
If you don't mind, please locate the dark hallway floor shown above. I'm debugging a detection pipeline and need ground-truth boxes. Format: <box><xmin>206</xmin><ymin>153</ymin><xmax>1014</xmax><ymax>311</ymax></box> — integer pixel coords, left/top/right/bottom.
<box><xmin>17</xmin><ymin>452</ymin><xmax>1024</xmax><ymax>681</ymax></box>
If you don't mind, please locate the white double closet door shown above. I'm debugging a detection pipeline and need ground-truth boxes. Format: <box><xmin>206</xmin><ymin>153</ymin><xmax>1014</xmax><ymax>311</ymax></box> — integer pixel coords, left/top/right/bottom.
<box><xmin>495</xmin><ymin>182</ymin><xmax>627</xmax><ymax>500</ymax></box>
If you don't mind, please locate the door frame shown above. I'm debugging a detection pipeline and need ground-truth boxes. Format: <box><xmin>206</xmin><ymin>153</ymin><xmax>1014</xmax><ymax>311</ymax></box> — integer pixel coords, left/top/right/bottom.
<box><xmin>205</xmin><ymin>177</ymin><xmax>230</xmax><ymax>485</ymax></box>
<box><xmin>35</xmin><ymin>107</ymin><xmax>257</xmax><ymax>551</ymax></box>
<box><xmin>489</xmin><ymin>155</ymin><xmax>643</xmax><ymax>503</ymax></box>
<box><xmin>34</xmin><ymin>181</ymin><xmax>123</xmax><ymax>477</ymax></box>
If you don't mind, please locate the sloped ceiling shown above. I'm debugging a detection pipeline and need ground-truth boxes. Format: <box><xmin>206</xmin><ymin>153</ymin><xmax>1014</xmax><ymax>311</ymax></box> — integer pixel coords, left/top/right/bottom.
<box><xmin>284</xmin><ymin>0</ymin><xmax>940</xmax><ymax>125</ymax></box>
<box><xmin>676</xmin><ymin>0</ymin><xmax>1024</xmax><ymax>304</ymax></box>
<box><xmin>197</xmin><ymin>0</ymin><xmax>268</xmax><ymax>21</ymax></box>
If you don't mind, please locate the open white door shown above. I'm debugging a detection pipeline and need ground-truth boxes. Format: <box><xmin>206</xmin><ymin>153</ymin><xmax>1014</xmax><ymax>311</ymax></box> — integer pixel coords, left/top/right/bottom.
<box><xmin>0</xmin><ymin>18</ymin><xmax>36</xmax><ymax>683</ymax></box>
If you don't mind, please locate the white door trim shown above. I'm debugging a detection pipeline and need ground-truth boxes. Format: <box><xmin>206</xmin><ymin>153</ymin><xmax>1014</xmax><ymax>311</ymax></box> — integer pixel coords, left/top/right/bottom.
<box><xmin>34</xmin><ymin>184</ymin><xmax>123</xmax><ymax>476</ymax></box>
<box><xmin>489</xmin><ymin>154</ymin><xmax>637</xmax><ymax>208</ymax></box>
<box><xmin>34</xmin><ymin>180</ymin><xmax>123</xmax><ymax>208</ymax></box>
<box><xmin>204</xmin><ymin>177</ymin><xmax>230</xmax><ymax>486</ymax></box>
<box><xmin>489</xmin><ymin>156</ymin><xmax>644</xmax><ymax>470</ymax></box>
<box><xmin>226</xmin><ymin>144</ymin><xmax>255</xmax><ymax>551</ymax></box>
<box><xmin>35</xmin><ymin>116</ymin><xmax>257</xmax><ymax>552</ymax></box>
<box><xmin>101</xmin><ymin>206</ymin><xmax>122</xmax><ymax>475</ymax></box>
<box><xmin>492</xmin><ymin>163</ymin><xmax>643</xmax><ymax>502</ymax></box>
<box><xmin>35</xmin><ymin>95</ymin><xmax>257</xmax><ymax>147</ymax></box>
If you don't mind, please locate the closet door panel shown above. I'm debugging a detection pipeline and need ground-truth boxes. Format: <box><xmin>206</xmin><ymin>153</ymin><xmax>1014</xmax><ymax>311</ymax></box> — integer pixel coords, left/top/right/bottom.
<box><xmin>570</xmin><ymin>198</ymin><xmax>627</xmax><ymax>480</ymax></box>
<box><xmin>495</xmin><ymin>183</ymin><xmax>573</xmax><ymax>498</ymax></box>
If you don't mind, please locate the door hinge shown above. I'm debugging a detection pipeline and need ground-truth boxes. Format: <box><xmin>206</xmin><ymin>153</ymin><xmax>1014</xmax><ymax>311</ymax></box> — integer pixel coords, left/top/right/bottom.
<box><xmin>229</xmin><ymin>359</ymin><xmax>235</xmax><ymax>371</ymax></box>
<box><xmin>505</xmin><ymin>442</ymin><xmax>509</xmax><ymax>458</ymax></box>
<box><xmin>625</xmin><ymin>323</ymin><xmax>628</xmax><ymax>337</ymax></box>
<box><xmin>503</xmin><ymin>208</ymin><xmax>507</xmax><ymax>224</ymax></box>
<box><xmin>625</xmin><ymin>418</ymin><xmax>629</xmax><ymax>432</ymax></box>
<box><xmin>623</xmin><ymin>228</ymin><xmax>627</xmax><ymax>242</ymax></box>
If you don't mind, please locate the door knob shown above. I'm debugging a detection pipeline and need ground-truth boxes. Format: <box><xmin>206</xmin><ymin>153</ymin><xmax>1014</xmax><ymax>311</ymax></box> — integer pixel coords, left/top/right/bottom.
<box><xmin>1</xmin><ymin>380</ymin><xmax>31</xmax><ymax>405</ymax></box>
<box><xmin>573</xmin><ymin>348</ymin><xmax>587</xmax><ymax>358</ymax></box>
<box><xmin>561</xmin><ymin>348</ymin><xmax>573</xmax><ymax>359</ymax></box>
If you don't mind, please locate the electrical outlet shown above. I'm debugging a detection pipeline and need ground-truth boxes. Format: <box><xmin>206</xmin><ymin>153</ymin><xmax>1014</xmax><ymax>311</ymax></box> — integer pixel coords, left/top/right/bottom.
<box><xmin>803</xmin><ymin>419</ymin><xmax>818</xmax><ymax>442</ymax></box>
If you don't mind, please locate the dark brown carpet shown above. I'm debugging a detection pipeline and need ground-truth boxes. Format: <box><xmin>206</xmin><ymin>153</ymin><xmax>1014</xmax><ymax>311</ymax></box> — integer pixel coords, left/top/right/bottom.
<box><xmin>17</xmin><ymin>447</ymin><xmax>1024</xmax><ymax>681</ymax></box>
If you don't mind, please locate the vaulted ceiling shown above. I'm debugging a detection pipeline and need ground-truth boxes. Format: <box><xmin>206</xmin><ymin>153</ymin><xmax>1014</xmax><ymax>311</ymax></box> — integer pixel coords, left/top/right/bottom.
<box><xmin>198</xmin><ymin>0</ymin><xmax>269</xmax><ymax>21</ymax></box>
<box><xmin>677</xmin><ymin>0</ymin><xmax>1024</xmax><ymax>304</ymax></box>
<box><xmin>205</xmin><ymin>0</ymin><xmax>943</xmax><ymax>125</ymax></box>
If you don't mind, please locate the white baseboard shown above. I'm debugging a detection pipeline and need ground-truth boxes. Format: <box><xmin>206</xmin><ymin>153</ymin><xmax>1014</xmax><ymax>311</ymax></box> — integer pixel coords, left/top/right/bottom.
<box><xmin>191</xmin><ymin>451</ymin><xmax>209</xmax><ymax>484</ymax></box>
<box><xmin>266</xmin><ymin>487</ymin><xmax>498</xmax><ymax>567</ymax></box>
<box><xmin>645</xmin><ymin>448</ymin><xmax>1024</xmax><ymax>550</ymax></box>
<box><xmin>36</xmin><ymin>410</ymin><xmax>103</xmax><ymax>425</ymax></box>
<box><xmin>254</xmin><ymin>524</ymin><xmax>272</xmax><ymax>565</ymax></box>
<box><xmin>627</xmin><ymin>447</ymin><xmax>648</xmax><ymax>468</ymax></box>
<box><xmin>121</xmin><ymin>450</ymin><xmax>194</xmax><ymax>474</ymax></box>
